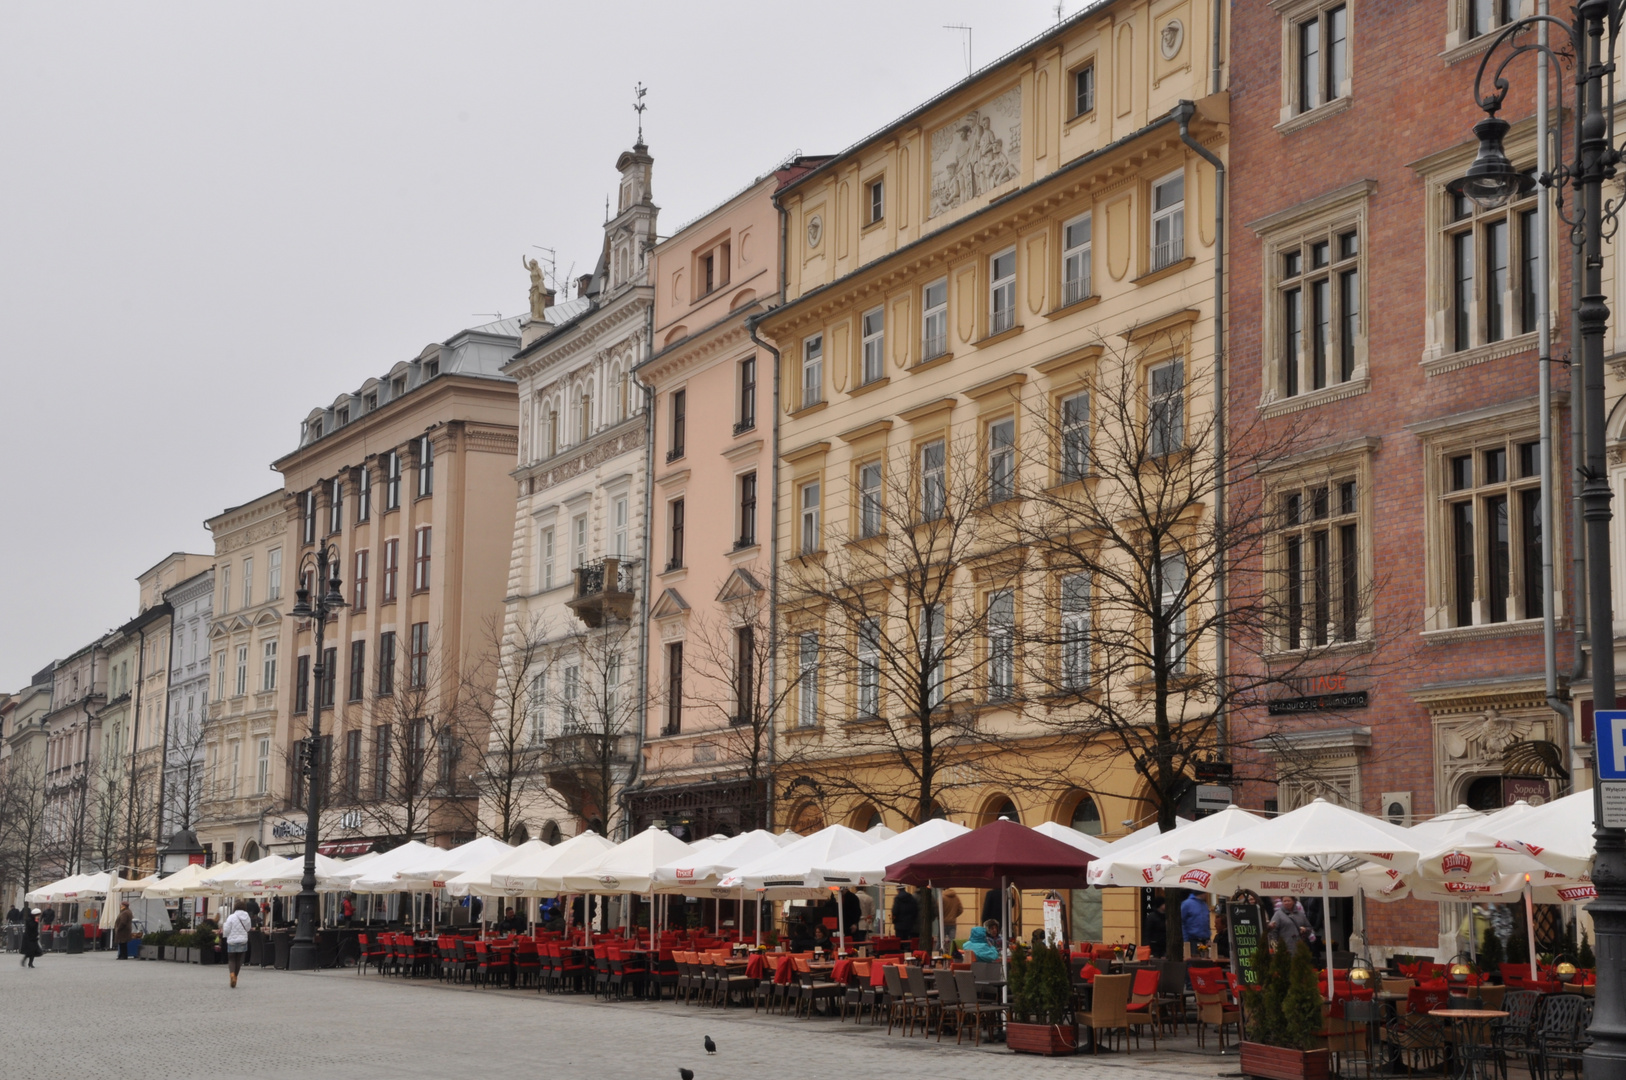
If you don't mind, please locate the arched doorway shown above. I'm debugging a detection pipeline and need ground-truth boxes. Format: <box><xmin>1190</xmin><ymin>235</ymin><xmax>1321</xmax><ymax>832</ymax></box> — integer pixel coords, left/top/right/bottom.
<box><xmin>790</xmin><ymin>802</ymin><xmax>824</xmax><ymax>834</ymax></box>
<box><xmin>849</xmin><ymin>805</ymin><xmax>885</xmax><ymax>831</ymax></box>
<box><xmin>1464</xmin><ymin>775</ymin><xmax>1503</xmax><ymax>812</ymax></box>
<box><xmin>540</xmin><ymin>820</ymin><xmax>562</xmax><ymax>845</ymax></box>
<box><xmin>983</xmin><ymin>796</ymin><xmax>1019</xmax><ymax>825</ymax></box>
<box><xmin>242</xmin><ymin>841</ymin><xmax>261</xmax><ymax>862</ymax></box>
<box><xmin>510</xmin><ymin>822</ymin><xmax>530</xmax><ymax>844</ymax></box>
<box><xmin>1065</xmin><ymin>793</ymin><xmax>1104</xmax><ymax>944</ymax></box>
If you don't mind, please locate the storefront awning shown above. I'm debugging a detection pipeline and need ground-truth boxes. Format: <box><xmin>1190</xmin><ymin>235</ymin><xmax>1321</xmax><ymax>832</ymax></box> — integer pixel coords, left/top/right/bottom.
<box><xmin>318</xmin><ymin>840</ymin><xmax>375</xmax><ymax>857</ymax></box>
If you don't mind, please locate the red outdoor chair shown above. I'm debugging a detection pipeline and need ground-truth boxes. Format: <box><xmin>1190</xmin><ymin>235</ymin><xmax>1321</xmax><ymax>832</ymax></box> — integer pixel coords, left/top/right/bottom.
<box><xmin>514</xmin><ymin>941</ymin><xmax>541</xmax><ymax>990</ymax></box>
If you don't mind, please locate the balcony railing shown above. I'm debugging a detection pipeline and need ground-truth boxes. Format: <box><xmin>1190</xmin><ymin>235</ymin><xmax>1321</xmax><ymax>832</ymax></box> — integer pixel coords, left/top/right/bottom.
<box><xmin>566</xmin><ymin>557</ymin><xmax>639</xmax><ymax>627</ymax></box>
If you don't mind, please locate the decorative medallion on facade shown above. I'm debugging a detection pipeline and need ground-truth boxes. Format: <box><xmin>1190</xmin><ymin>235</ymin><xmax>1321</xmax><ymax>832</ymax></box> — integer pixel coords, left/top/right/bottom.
<box><xmin>928</xmin><ymin>86</ymin><xmax>1022</xmax><ymax>219</ymax></box>
<box><xmin>1159</xmin><ymin>19</ymin><xmax>1184</xmax><ymax>59</ymax></box>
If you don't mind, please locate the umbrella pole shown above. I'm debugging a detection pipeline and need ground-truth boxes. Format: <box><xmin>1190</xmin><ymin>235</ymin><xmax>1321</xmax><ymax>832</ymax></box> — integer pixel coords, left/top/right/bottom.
<box><xmin>1524</xmin><ymin>878</ymin><xmax>1539</xmax><ymax>982</ymax></box>
<box><xmin>1001</xmin><ymin>876</ymin><xmax>1010</xmax><ymax>1005</ymax></box>
<box><xmin>755</xmin><ymin>893</ymin><xmax>762</xmax><ymax>948</ymax></box>
<box><xmin>838</xmin><ymin>891</ymin><xmax>846</xmax><ymax>956</ymax></box>
<box><xmin>936</xmin><ymin>885</ymin><xmax>946</xmax><ymax>957</ymax></box>
<box><xmin>1319</xmin><ymin>870</ymin><xmax>1335</xmax><ymax>1001</ymax></box>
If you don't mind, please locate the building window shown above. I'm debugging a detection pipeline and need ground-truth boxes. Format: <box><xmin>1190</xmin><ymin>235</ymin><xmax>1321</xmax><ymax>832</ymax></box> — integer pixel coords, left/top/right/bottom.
<box><xmin>319</xmin><ymin>646</ymin><xmax>337</xmax><ymax>710</ymax></box>
<box><xmin>667</xmin><ymin>498</ymin><xmax>685</xmax><ymax>570</ymax></box>
<box><xmin>988</xmin><ymin>418</ymin><xmax>1016</xmax><ymax>502</ymax></box>
<box><xmin>1281</xmin><ymin>228</ymin><xmax>1362</xmax><ymax>396</ymax></box>
<box><xmin>527</xmin><ymin>673</ymin><xmax>547</xmax><ymax>742</ymax></box>
<box><xmin>1149</xmin><ymin>359</ymin><xmax>1184</xmax><ymax>456</ymax></box>
<box><xmin>344</xmin><ymin>729</ymin><xmax>361</xmax><ymax>799</ymax></box>
<box><xmin>216</xmin><ymin>652</ymin><xmax>227</xmax><ymax>700</ymax></box>
<box><xmin>1073</xmin><ymin>62</ymin><xmax>1096</xmax><ymax>116</ymax></box>
<box><xmin>1151</xmin><ymin>171</ymin><xmax>1186</xmax><ymax>270</ymax></box>
<box><xmin>540</xmin><ymin>528</ymin><xmax>555</xmax><ymax>590</ymax></box>
<box><xmin>235</xmin><ymin>645</ymin><xmax>248</xmax><ymax>697</ymax></box>
<box><xmin>857</xmin><ymin>617</ymin><xmax>881</xmax><ymax>719</ymax></box>
<box><xmin>349</xmin><ymin>640</ymin><xmax>365</xmax><ymax>702</ymax></box>
<box><xmin>1062</xmin><ymin>573</ymin><xmax>1091</xmax><ymax>689</ymax></box>
<box><xmin>1469</xmin><ymin>0</ymin><xmax>1514</xmax><ymax>38</ymax></box>
<box><xmin>1447</xmin><ymin>185</ymin><xmax>1540</xmax><ymax>353</ymax></box>
<box><xmin>921</xmin><ymin>603</ymin><xmax>945</xmax><ymax>709</ymax></box>
<box><xmin>733</xmin><ymin>626</ymin><xmax>754</xmax><ymax>724</ymax></box>
<box><xmin>356</xmin><ymin>465</ymin><xmax>371</xmax><ymax>523</ymax></box>
<box><xmin>861</xmin><ymin>307</ymin><xmax>885</xmax><ymax>385</ymax></box>
<box><xmin>987</xmin><ymin>589</ymin><xmax>1015</xmax><ymax>700</ymax></box>
<box><xmin>220</xmin><ymin>565</ymin><xmax>231</xmax><ymax>614</ymax></box>
<box><xmin>352</xmin><ymin>550</ymin><xmax>368</xmax><ymax>610</ymax></box>
<box><xmin>868</xmin><ymin>177</ymin><xmax>884</xmax><ymax>224</ymax></box>
<box><xmin>799</xmin><ymin>481</ymin><xmax>821</xmax><ymax>555</ymax></box>
<box><xmin>409</xmin><ymin>622</ymin><xmax>429</xmax><ymax>688</ymax></box>
<box><xmin>302</xmin><ymin>491</ymin><xmax>317</xmax><ymax>545</ymax></box>
<box><xmin>612</xmin><ymin>496</ymin><xmax>629</xmax><ymax>557</ymax></box>
<box><xmin>373</xmin><ymin>724</ymin><xmax>391</xmax><ymax>800</ymax></box>
<box><xmin>572</xmin><ymin>514</ymin><xmax>588</xmax><ymax>568</ymax></box>
<box><xmin>1444</xmin><ymin>438</ymin><xmax>1543</xmax><ymax>625</ymax></box>
<box><xmin>1062</xmin><ymin>213</ymin><xmax>1093</xmax><ymax>306</ymax></box>
<box><xmin>417</xmin><ymin>436</ymin><xmax>434</xmax><ymax>497</ymax></box>
<box><xmin>267</xmin><ymin>547</ymin><xmax>282</xmax><ymax>600</ymax></box>
<box><xmin>797</xmin><ymin>632</ymin><xmax>819</xmax><ymax>728</ymax></box>
<box><xmin>1158</xmin><ymin>551</ymin><xmax>1188</xmax><ymax>672</ymax></box>
<box><xmin>261</xmin><ymin>640</ymin><xmax>278</xmax><ymax>692</ymax></box>
<box><xmin>801</xmin><ymin>334</ymin><xmax>823</xmax><ymax>408</ymax></box>
<box><xmin>666</xmin><ymin>642</ymin><xmax>683</xmax><ymax>735</ymax></box>
<box><xmin>546</xmin><ymin>408</ymin><xmax>559</xmax><ymax>456</ymax></box>
<box><xmin>385</xmin><ymin>451</ymin><xmax>402</xmax><ymax>510</ymax></box>
<box><xmin>919</xmin><ymin>440</ymin><xmax>946</xmax><ymax>521</ymax></box>
<box><xmin>413</xmin><ymin>527</ymin><xmax>431</xmax><ymax>592</ymax></box>
<box><xmin>668</xmin><ymin>389</ymin><xmax>686</xmax><ymax>461</ymax></box>
<box><xmin>381</xmin><ymin>538</ymin><xmax>399</xmax><ymax>602</ymax></box>
<box><xmin>378</xmin><ymin>631</ymin><xmax>396</xmax><ymax>695</ymax></box>
<box><xmin>737</xmin><ymin>356</ymin><xmax>757</xmax><ymax>432</ymax></box>
<box><xmin>328</xmin><ymin>478</ymin><xmax>344</xmax><ymax>534</ymax></box>
<box><xmin>295</xmin><ymin>654</ymin><xmax>311</xmax><ymax>714</ymax></box>
<box><xmin>562</xmin><ymin>664</ymin><xmax>579</xmax><ymax>731</ymax></box>
<box><xmin>858</xmin><ymin>461</ymin><xmax>883</xmax><ymax>538</ymax></box>
<box><xmin>921</xmin><ymin>278</ymin><xmax>948</xmax><ymax>361</ymax></box>
<box><xmin>738</xmin><ymin>472</ymin><xmax>757</xmax><ymax>548</ymax></box>
<box><xmin>577</xmin><ymin>388</ymin><xmax>593</xmax><ymax>442</ymax></box>
<box><xmin>256</xmin><ymin>737</ymin><xmax>270</xmax><ymax>795</ymax></box>
<box><xmin>989</xmin><ymin>248</ymin><xmax>1016</xmax><ymax>335</ymax></box>
<box><xmin>1296</xmin><ymin>5</ymin><xmax>1348</xmax><ymax>113</ymax></box>
<box><xmin>1060</xmin><ymin>392</ymin><xmax>1090</xmax><ymax>482</ymax></box>
<box><xmin>241</xmin><ymin>557</ymin><xmax>253</xmax><ymax>608</ymax></box>
<box><xmin>1278</xmin><ymin>479</ymin><xmax>1362</xmax><ymax>648</ymax></box>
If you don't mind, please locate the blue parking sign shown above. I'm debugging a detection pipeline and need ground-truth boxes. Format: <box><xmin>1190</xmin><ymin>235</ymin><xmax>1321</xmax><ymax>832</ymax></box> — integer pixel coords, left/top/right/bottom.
<box><xmin>1597</xmin><ymin>710</ymin><xmax>1626</xmax><ymax>781</ymax></box>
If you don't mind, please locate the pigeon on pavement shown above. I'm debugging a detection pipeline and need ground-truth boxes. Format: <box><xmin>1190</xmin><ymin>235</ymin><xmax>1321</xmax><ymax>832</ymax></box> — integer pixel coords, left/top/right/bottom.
<box><xmin>680</xmin><ymin>1070</ymin><xmax>695</xmax><ymax>1080</ymax></box>
<box><xmin>704</xmin><ymin>1036</ymin><xmax>716</xmax><ymax>1055</ymax></box>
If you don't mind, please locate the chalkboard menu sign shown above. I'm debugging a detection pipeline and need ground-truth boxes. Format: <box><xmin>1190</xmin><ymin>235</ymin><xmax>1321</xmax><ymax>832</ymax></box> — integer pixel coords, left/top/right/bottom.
<box><xmin>1228</xmin><ymin>902</ymin><xmax>1265</xmax><ymax>987</ymax></box>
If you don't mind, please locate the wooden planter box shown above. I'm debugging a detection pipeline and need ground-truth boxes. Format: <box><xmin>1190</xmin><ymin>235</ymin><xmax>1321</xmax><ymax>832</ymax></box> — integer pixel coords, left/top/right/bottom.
<box><xmin>1240</xmin><ymin>1042</ymin><xmax>1331</xmax><ymax>1080</ymax></box>
<box><xmin>1008</xmin><ymin>1022</ymin><xmax>1078</xmax><ymax>1056</ymax></box>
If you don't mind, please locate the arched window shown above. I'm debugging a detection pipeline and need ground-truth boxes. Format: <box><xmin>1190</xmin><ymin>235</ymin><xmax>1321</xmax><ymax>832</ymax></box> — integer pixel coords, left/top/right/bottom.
<box><xmin>1465</xmin><ymin>775</ymin><xmax>1503</xmax><ymax>812</ymax></box>
<box><xmin>1070</xmin><ymin>795</ymin><xmax>1103</xmax><ymax>836</ymax></box>
<box><xmin>791</xmin><ymin>802</ymin><xmax>824</xmax><ymax>834</ymax></box>
<box><xmin>510</xmin><ymin>821</ymin><xmax>530</xmax><ymax>844</ymax></box>
<box><xmin>850</xmin><ymin>806</ymin><xmax>884</xmax><ymax>831</ymax></box>
<box><xmin>988</xmin><ymin>797</ymin><xmax>1019</xmax><ymax>825</ymax></box>
<box><xmin>540</xmin><ymin>820</ymin><xmax>562</xmax><ymax>845</ymax></box>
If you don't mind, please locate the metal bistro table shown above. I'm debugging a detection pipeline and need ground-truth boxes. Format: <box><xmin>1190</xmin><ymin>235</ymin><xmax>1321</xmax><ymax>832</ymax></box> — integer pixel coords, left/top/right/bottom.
<box><xmin>1429</xmin><ymin>1008</ymin><xmax>1508</xmax><ymax>1080</ymax></box>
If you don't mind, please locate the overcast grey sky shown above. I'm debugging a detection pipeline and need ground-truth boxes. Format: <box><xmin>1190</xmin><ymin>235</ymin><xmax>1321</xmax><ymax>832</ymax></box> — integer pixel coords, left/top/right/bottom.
<box><xmin>0</xmin><ymin>0</ymin><xmax>1072</xmax><ymax>691</ymax></box>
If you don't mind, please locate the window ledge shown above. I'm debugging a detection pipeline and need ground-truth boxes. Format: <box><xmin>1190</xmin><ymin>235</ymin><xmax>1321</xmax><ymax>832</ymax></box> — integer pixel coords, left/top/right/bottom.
<box><xmin>1421</xmin><ymin>332</ymin><xmax>1538</xmax><ymax>377</ymax></box>
<box><xmin>848</xmin><ymin>376</ymin><xmax>891</xmax><ymax>398</ymax></box>
<box><xmin>1132</xmin><ymin>256</ymin><xmax>1197</xmax><ymax>287</ymax></box>
<box><xmin>974</xmin><ymin>324</ymin><xmax>1025</xmax><ymax>349</ymax></box>
<box><xmin>1421</xmin><ymin>619</ymin><xmax>1546</xmax><ymax>645</ymax></box>
<box><xmin>727</xmin><ymin>543</ymin><xmax>760</xmax><ymax>564</ymax></box>
<box><xmin>1439</xmin><ymin>33</ymin><xmax>1498</xmax><ymax>68</ymax></box>
<box><xmin>781</xmin><ymin>724</ymin><xmax>825</xmax><ymax>740</ymax></box>
<box><xmin>1064</xmin><ymin>108</ymin><xmax>1096</xmax><ymax>131</ymax></box>
<box><xmin>1275</xmin><ymin>95</ymin><xmax>1353</xmax><ymax>136</ymax></box>
<box><xmin>912</xmin><ymin>350</ymin><xmax>955</xmax><ymax>373</ymax></box>
<box><xmin>659</xmin><ymin>565</ymin><xmax>688</xmax><ymax>583</ymax></box>
<box><xmin>1262</xmin><ymin>638</ymin><xmax>1375</xmax><ymax>664</ymax></box>
<box><xmin>862</xmin><ymin>217</ymin><xmax>885</xmax><ymax>233</ymax></box>
<box><xmin>846</xmin><ymin>533</ymin><xmax>887</xmax><ymax>552</ymax></box>
<box><xmin>1045</xmin><ymin>294</ymin><xmax>1101</xmax><ymax>319</ymax></box>
<box><xmin>1259</xmin><ymin>375</ymin><xmax>1371</xmax><ymax>418</ymax></box>
<box><xmin>790</xmin><ymin>400</ymin><xmax>828</xmax><ymax>419</ymax></box>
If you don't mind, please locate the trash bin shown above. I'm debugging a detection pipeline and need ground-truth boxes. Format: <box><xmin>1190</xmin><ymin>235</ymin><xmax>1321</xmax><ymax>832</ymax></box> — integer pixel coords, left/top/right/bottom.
<box><xmin>273</xmin><ymin>931</ymin><xmax>291</xmax><ymax>970</ymax></box>
<box><xmin>63</xmin><ymin>925</ymin><xmax>84</xmax><ymax>954</ymax></box>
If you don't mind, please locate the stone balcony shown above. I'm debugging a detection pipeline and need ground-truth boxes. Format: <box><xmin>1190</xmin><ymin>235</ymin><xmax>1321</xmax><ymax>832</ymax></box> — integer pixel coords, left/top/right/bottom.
<box><xmin>565</xmin><ymin>557</ymin><xmax>638</xmax><ymax>628</ymax></box>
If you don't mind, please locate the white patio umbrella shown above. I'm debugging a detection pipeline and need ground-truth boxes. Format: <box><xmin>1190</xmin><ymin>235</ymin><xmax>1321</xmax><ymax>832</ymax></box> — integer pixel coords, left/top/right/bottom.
<box><xmin>252</xmin><ymin>853</ymin><xmax>356</xmax><ymax>894</ymax></box>
<box><xmin>1032</xmin><ymin>821</ymin><xmax>1113</xmax><ymax>859</ymax></box>
<box><xmin>653</xmin><ymin>830</ymin><xmax>789</xmax><ymax>892</ymax></box>
<box><xmin>197</xmin><ymin>855</ymin><xmax>294</xmax><ymax>896</ymax></box>
<box><xmin>445</xmin><ymin>840</ymin><xmax>550</xmax><ymax>897</ymax></box>
<box><xmin>718</xmin><ymin>824</ymin><xmax>884</xmax><ymax>897</ymax></box>
<box><xmin>490</xmin><ymin>831</ymin><xmax>617</xmax><ymax>894</ymax></box>
<box><xmin>345</xmin><ymin>842</ymin><xmax>438</xmax><ymax>892</ymax></box>
<box><xmin>1179</xmin><ymin>798</ymin><xmax>1422</xmax><ymax>989</ymax></box>
<box><xmin>559</xmin><ymin>827</ymin><xmax>694</xmax><ymax>895</ymax></box>
<box><xmin>151</xmin><ymin>862</ymin><xmax>241</xmax><ymax>898</ymax></box>
<box><xmin>24</xmin><ymin>873</ymin><xmax>86</xmax><ymax>904</ymax></box>
<box><xmin>812</xmin><ymin>819</ymin><xmax>971</xmax><ymax>887</ymax></box>
<box><xmin>383</xmin><ymin>836</ymin><xmax>515</xmax><ymax>891</ymax></box>
<box><xmin>1098</xmin><ymin>816</ymin><xmax>1194</xmax><ymax>855</ymax></box>
<box><xmin>1086</xmin><ymin>805</ymin><xmax>1265</xmax><ymax>887</ymax></box>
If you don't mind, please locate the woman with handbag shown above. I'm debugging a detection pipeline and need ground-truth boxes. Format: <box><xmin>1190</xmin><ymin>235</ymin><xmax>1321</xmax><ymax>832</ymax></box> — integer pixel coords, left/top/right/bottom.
<box><xmin>222</xmin><ymin>901</ymin><xmax>254</xmax><ymax>988</ymax></box>
<box><xmin>20</xmin><ymin>909</ymin><xmax>42</xmax><ymax>968</ymax></box>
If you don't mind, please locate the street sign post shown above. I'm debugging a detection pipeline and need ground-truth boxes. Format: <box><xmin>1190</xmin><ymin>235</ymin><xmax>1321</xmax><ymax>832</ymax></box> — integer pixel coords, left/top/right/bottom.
<box><xmin>1597</xmin><ymin>711</ymin><xmax>1626</xmax><ymax>828</ymax></box>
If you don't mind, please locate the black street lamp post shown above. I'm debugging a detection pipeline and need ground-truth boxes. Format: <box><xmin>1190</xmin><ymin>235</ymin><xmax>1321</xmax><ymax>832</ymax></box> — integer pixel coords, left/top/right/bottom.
<box><xmin>286</xmin><ymin>545</ymin><xmax>345</xmax><ymax>971</ymax></box>
<box><xmin>1454</xmin><ymin>5</ymin><xmax>1621</xmax><ymax>1074</ymax></box>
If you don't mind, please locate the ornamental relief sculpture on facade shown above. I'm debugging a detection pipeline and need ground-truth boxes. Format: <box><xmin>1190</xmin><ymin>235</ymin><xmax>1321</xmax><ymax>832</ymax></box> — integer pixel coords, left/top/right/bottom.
<box><xmin>1434</xmin><ymin>706</ymin><xmax>1550</xmax><ymax>805</ymax></box>
<box><xmin>929</xmin><ymin>86</ymin><xmax>1022</xmax><ymax>219</ymax></box>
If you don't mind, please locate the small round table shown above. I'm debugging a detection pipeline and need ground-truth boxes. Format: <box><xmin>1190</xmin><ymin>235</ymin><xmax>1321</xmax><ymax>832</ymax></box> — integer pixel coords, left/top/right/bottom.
<box><xmin>1428</xmin><ymin>1009</ymin><xmax>1508</xmax><ymax>1080</ymax></box>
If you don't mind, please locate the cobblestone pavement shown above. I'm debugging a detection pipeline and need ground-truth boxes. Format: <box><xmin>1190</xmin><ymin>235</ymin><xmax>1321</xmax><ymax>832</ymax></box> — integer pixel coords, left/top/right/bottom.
<box><xmin>2</xmin><ymin>952</ymin><xmax>1234</xmax><ymax>1080</ymax></box>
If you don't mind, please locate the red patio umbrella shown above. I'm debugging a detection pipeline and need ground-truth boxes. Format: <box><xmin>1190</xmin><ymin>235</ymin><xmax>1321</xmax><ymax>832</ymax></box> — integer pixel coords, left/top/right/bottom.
<box><xmin>885</xmin><ymin>819</ymin><xmax>1095</xmax><ymax>998</ymax></box>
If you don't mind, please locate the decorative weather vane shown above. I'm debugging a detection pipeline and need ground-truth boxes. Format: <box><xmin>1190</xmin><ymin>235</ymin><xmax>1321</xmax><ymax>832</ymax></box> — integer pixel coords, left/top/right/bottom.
<box><xmin>633</xmin><ymin>81</ymin><xmax>648</xmax><ymax>142</ymax></box>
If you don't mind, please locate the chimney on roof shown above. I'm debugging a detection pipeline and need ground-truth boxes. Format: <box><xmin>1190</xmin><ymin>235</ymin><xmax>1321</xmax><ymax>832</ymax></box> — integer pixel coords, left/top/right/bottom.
<box><xmin>577</xmin><ymin>274</ymin><xmax>593</xmax><ymax>298</ymax></box>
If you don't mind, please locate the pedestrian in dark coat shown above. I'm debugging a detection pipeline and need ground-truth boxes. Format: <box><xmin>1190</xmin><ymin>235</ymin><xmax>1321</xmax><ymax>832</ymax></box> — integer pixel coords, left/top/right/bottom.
<box><xmin>113</xmin><ymin>902</ymin><xmax>134</xmax><ymax>960</ymax></box>
<box><xmin>20</xmin><ymin>909</ymin><xmax>41</xmax><ymax>967</ymax></box>
<box><xmin>891</xmin><ymin>889</ymin><xmax>920</xmax><ymax>940</ymax></box>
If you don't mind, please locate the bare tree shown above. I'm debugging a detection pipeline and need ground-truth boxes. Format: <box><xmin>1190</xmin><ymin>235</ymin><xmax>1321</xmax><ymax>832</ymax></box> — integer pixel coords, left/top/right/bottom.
<box><xmin>162</xmin><ymin>712</ymin><xmax>208</xmax><ymax>833</ymax></box>
<box><xmin>777</xmin><ymin>431</ymin><xmax>1020</xmax><ymax>827</ymax></box>
<box><xmin>539</xmin><ymin>617</ymin><xmax>641</xmax><ymax>837</ymax></box>
<box><xmin>89</xmin><ymin>752</ymin><xmax>129</xmax><ymax>872</ymax></box>
<box><xmin>462</xmin><ymin>613</ymin><xmax>556</xmax><ymax>843</ymax></box>
<box><xmin>0</xmin><ymin>752</ymin><xmax>50</xmax><ymax>901</ymax></box>
<box><xmin>675</xmin><ymin>581</ymin><xmax>801</xmax><ymax>831</ymax></box>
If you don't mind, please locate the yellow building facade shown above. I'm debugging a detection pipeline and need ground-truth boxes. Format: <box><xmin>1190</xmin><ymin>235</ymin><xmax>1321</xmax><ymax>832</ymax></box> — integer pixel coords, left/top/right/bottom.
<box><xmin>758</xmin><ymin>1</ymin><xmax>1227</xmax><ymax>945</ymax></box>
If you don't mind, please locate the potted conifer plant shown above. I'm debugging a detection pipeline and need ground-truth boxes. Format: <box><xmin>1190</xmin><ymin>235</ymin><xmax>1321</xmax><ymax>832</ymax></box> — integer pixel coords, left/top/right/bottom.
<box><xmin>1006</xmin><ymin>941</ymin><xmax>1078</xmax><ymax>1055</ymax></box>
<box><xmin>1240</xmin><ymin>939</ymin><xmax>1331</xmax><ymax>1080</ymax></box>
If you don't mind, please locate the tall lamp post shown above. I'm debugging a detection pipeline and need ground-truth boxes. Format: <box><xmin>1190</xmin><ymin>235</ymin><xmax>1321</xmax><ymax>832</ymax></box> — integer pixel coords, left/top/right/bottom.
<box><xmin>286</xmin><ymin>545</ymin><xmax>345</xmax><ymax>971</ymax></box>
<box><xmin>1453</xmin><ymin>6</ymin><xmax>1620</xmax><ymax>1074</ymax></box>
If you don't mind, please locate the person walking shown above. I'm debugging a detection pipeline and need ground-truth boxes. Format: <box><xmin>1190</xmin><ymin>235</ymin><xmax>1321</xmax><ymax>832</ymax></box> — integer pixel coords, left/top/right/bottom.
<box><xmin>222</xmin><ymin>901</ymin><xmax>254</xmax><ymax>989</ymax></box>
<box><xmin>20</xmin><ymin>909</ymin><xmax>41</xmax><ymax>968</ymax></box>
<box><xmin>940</xmin><ymin>888</ymin><xmax>963</xmax><ymax>947</ymax></box>
<box><xmin>113</xmin><ymin>902</ymin><xmax>134</xmax><ymax>960</ymax></box>
<box><xmin>1181</xmin><ymin>891</ymin><xmax>1212</xmax><ymax>957</ymax></box>
<box><xmin>1268</xmin><ymin>896</ymin><xmax>1315</xmax><ymax>953</ymax></box>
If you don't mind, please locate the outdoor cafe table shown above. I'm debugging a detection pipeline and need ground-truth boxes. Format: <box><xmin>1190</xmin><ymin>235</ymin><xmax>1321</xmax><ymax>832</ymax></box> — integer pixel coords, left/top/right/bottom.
<box><xmin>1429</xmin><ymin>1009</ymin><xmax>1507</xmax><ymax>1080</ymax></box>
